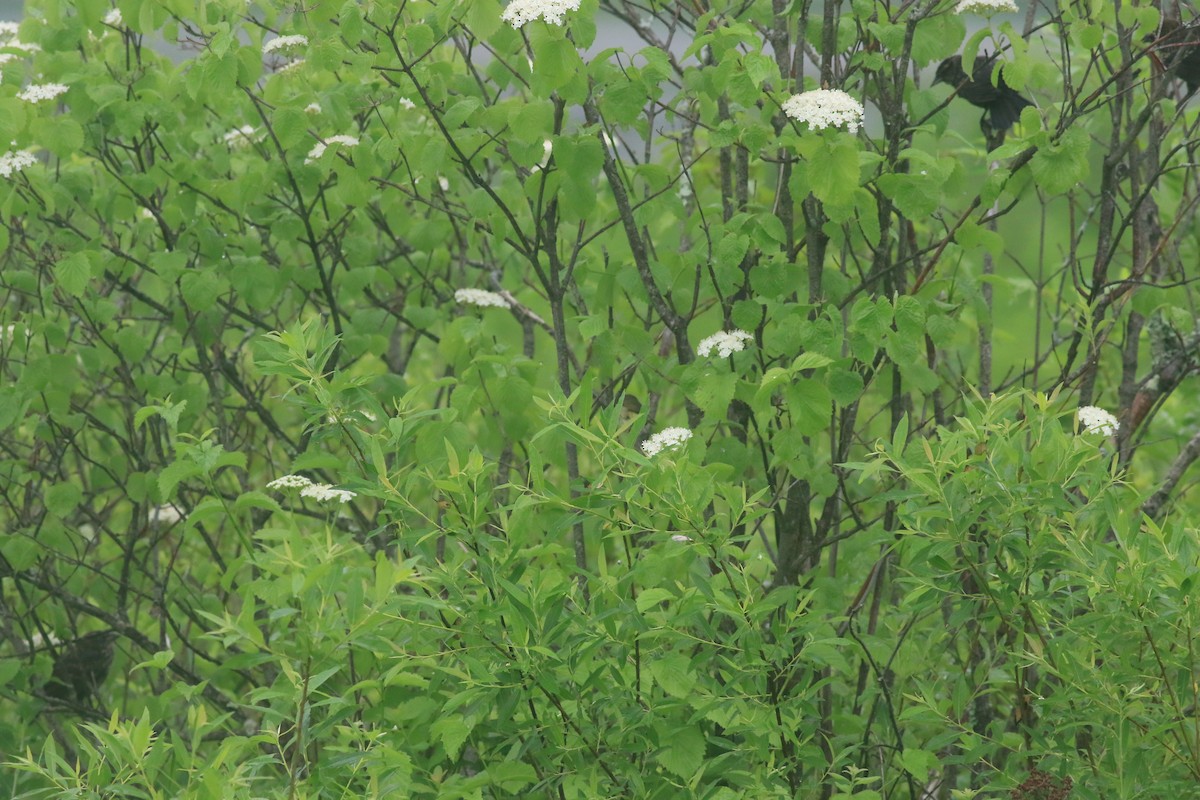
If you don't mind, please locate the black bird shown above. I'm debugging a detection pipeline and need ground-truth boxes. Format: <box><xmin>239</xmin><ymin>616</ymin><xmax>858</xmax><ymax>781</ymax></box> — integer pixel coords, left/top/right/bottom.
<box><xmin>934</xmin><ymin>54</ymin><xmax>1033</xmax><ymax>149</ymax></box>
<box><xmin>44</xmin><ymin>629</ymin><xmax>120</xmax><ymax>704</ymax></box>
<box><xmin>1156</xmin><ymin>19</ymin><xmax>1200</xmax><ymax>93</ymax></box>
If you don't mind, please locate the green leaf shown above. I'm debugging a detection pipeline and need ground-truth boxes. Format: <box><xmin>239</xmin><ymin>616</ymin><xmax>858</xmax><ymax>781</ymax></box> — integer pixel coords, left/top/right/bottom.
<box><xmin>899</xmin><ymin>748</ymin><xmax>939</xmax><ymax>781</ymax></box>
<box><xmin>0</xmin><ymin>659</ymin><xmax>20</xmax><ymax>689</ymax></box>
<box><xmin>432</xmin><ymin>715</ymin><xmax>471</xmax><ymax>760</ymax></box>
<box><xmin>1030</xmin><ymin>126</ymin><xmax>1090</xmax><ymax>195</ymax></box>
<box><xmin>716</xmin><ymin>234</ymin><xmax>750</xmax><ymax>270</ymax></box>
<box><xmin>742</xmin><ymin>52</ymin><xmax>778</xmax><ymax>87</ymax></box>
<box><xmin>0</xmin><ymin>98</ymin><xmax>27</xmax><ymax>145</ymax></box>
<box><xmin>233</xmin><ymin>491</ymin><xmax>282</xmax><ymax>514</ymax></box>
<box><xmin>828</xmin><ymin>368</ymin><xmax>865</xmax><ymax>407</ymax></box>
<box><xmin>0</xmin><ymin>534</ymin><xmax>38</xmax><ymax>571</ymax></box>
<box><xmin>33</xmin><ymin>117</ymin><xmax>83</xmax><ymax>158</ymax></box>
<box><xmin>849</xmin><ymin>297</ymin><xmax>891</xmax><ymax>361</ymax></box>
<box><xmin>45</xmin><ymin>482</ymin><xmax>82</xmax><ymax>517</ymax></box>
<box><xmin>531</xmin><ymin>35</ymin><xmax>582</xmax><ymax>94</ymax></box>
<box><xmin>159</xmin><ymin>460</ymin><xmax>200</xmax><ymax>499</ymax></box>
<box><xmin>650</xmin><ymin>652</ymin><xmax>696</xmax><ymax>699</ymax></box>
<box><xmin>877</xmin><ymin>172</ymin><xmax>940</xmax><ymax>218</ymax></box>
<box><xmin>692</xmin><ymin>369</ymin><xmax>737</xmax><ymax>419</ymax></box>
<box><xmin>792</xmin><ymin>352</ymin><xmax>833</xmax><ymax>371</ymax></box>
<box><xmin>657</xmin><ymin>723</ymin><xmax>705</xmax><ymax>779</ymax></box>
<box><xmin>272</xmin><ymin>107</ymin><xmax>308</xmax><ymax>149</ymax></box>
<box><xmin>636</xmin><ymin>588</ymin><xmax>675</xmax><ymax>612</ymax></box>
<box><xmin>787</xmin><ymin>379</ymin><xmax>832</xmax><ymax>436</ymax></box>
<box><xmin>339</xmin><ymin>0</ymin><xmax>364</xmax><ymax>43</ymax></box>
<box><xmin>488</xmin><ymin>761</ymin><xmax>537</xmax><ymax>792</ymax></box>
<box><xmin>54</xmin><ymin>252</ymin><xmax>91</xmax><ymax>297</ymax></box>
<box><xmin>179</xmin><ymin>270</ymin><xmax>228</xmax><ymax>312</ymax></box>
<box><xmin>808</xmin><ymin>136</ymin><xmax>858</xmax><ymax>206</ymax></box>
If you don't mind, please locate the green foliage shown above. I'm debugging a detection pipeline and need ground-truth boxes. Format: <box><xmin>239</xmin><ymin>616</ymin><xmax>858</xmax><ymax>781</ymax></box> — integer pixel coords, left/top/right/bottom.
<box><xmin>0</xmin><ymin>0</ymin><xmax>1198</xmax><ymax>797</ymax></box>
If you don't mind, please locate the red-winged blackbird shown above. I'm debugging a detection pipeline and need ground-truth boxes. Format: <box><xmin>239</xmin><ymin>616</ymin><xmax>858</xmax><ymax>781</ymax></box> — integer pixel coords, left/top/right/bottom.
<box><xmin>43</xmin><ymin>630</ymin><xmax>120</xmax><ymax>703</ymax></box>
<box><xmin>934</xmin><ymin>54</ymin><xmax>1034</xmax><ymax>149</ymax></box>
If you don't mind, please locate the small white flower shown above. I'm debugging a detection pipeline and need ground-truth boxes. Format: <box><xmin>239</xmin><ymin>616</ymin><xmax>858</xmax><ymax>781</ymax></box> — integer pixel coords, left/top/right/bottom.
<box><xmin>263</xmin><ymin>34</ymin><xmax>308</xmax><ymax>54</ymax></box>
<box><xmin>139</xmin><ymin>207</ymin><xmax>155</xmax><ymax>220</ymax></box>
<box><xmin>670</xmin><ymin>534</ymin><xmax>693</xmax><ymax>543</ymax></box>
<box><xmin>103</xmin><ymin>8</ymin><xmax>122</xmax><ymax>26</ymax></box>
<box><xmin>697</xmin><ymin>329</ymin><xmax>754</xmax><ymax>358</ymax></box>
<box><xmin>781</xmin><ymin>89</ymin><xmax>865</xmax><ymax>134</ymax></box>
<box><xmin>0</xmin><ymin>148</ymin><xmax>36</xmax><ymax>178</ymax></box>
<box><xmin>455</xmin><ymin>288</ymin><xmax>511</xmax><ymax>309</ymax></box>
<box><xmin>305</xmin><ymin>134</ymin><xmax>359</xmax><ymax>164</ymax></box>
<box><xmin>0</xmin><ymin>21</ymin><xmax>18</xmax><ymax>41</ymax></box>
<box><xmin>437</xmin><ymin>175</ymin><xmax>450</xmax><ymax>191</ymax></box>
<box><xmin>149</xmin><ymin>504</ymin><xmax>184</xmax><ymax>526</ymax></box>
<box><xmin>5</xmin><ymin>41</ymin><xmax>41</xmax><ymax>53</ymax></box>
<box><xmin>501</xmin><ymin>0</ymin><xmax>581</xmax><ymax>28</ymax></box>
<box><xmin>17</xmin><ymin>82</ymin><xmax>69</xmax><ymax>103</ymax></box>
<box><xmin>398</xmin><ymin>97</ymin><xmax>416</xmax><ymax>110</ymax></box>
<box><xmin>304</xmin><ymin>102</ymin><xmax>322</xmax><ymax>115</ymax></box>
<box><xmin>641</xmin><ymin>426</ymin><xmax>693</xmax><ymax>457</ymax></box>
<box><xmin>300</xmin><ymin>483</ymin><xmax>356</xmax><ymax>503</ymax></box>
<box><xmin>222</xmin><ymin>125</ymin><xmax>258</xmax><ymax>149</ymax></box>
<box><xmin>0</xmin><ymin>54</ymin><xmax>16</xmax><ymax>66</ymax></box>
<box><xmin>1077</xmin><ymin>406</ymin><xmax>1120</xmax><ymax>436</ymax></box>
<box><xmin>277</xmin><ymin>58</ymin><xmax>305</xmax><ymax>73</ymax></box>
<box><xmin>954</xmin><ymin>0</ymin><xmax>1018</xmax><ymax>15</ymax></box>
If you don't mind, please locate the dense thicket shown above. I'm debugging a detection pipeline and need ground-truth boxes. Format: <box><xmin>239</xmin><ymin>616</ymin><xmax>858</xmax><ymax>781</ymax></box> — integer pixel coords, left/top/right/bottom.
<box><xmin>2</xmin><ymin>0</ymin><xmax>1200</xmax><ymax>797</ymax></box>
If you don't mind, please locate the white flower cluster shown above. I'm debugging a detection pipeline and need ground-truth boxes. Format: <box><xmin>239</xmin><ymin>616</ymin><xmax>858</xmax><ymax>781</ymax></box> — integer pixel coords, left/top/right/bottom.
<box><xmin>0</xmin><ymin>25</ymin><xmax>39</xmax><ymax>53</ymax></box>
<box><xmin>641</xmin><ymin>427</ymin><xmax>693</xmax><ymax>457</ymax></box>
<box><xmin>263</xmin><ymin>34</ymin><xmax>308</xmax><ymax>54</ymax></box>
<box><xmin>267</xmin><ymin>473</ymin><xmax>357</xmax><ymax>503</ymax></box>
<box><xmin>1077</xmin><ymin>406</ymin><xmax>1119</xmax><ymax>436</ymax></box>
<box><xmin>277</xmin><ymin>58</ymin><xmax>305</xmax><ymax>73</ymax></box>
<box><xmin>398</xmin><ymin>97</ymin><xmax>416</xmax><ymax>110</ymax></box>
<box><xmin>698</xmin><ymin>329</ymin><xmax>754</xmax><ymax>358</ymax></box>
<box><xmin>782</xmin><ymin>89</ymin><xmax>865</xmax><ymax>134</ymax></box>
<box><xmin>267</xmin><ymin>474</ymin><xmax>313</xmax><ymax>489</ymax></box>
<box><xmin>104</xmin><ymin>8</ymin><xmax>122</xmax><ymax>26</ymax></box>
<box><xmin>300</xmin><ymin>483</ymin><xmax>356</xmax><ymax>503</ymax></box>
<box><xmin>304</xmin><ymin>102</ymin><xmax>322</xmax><ymax>115</ymax></box>
<box><xmin>670</xmin><ymin>534</ymin><xmax>693</xmax><ymax>543</ymax></box>
<box><xmin>0</xmin><ymin>148</ymin><xmax>36</xmax><ymax>178</ymax></box>
<box><xmin>305</xmin><ymin>134</ymin><xmax>359</xmax><ymax>163</ymax></box>
<box><xmin>223</xmin><ymin>125</ymin><xmax>258</xmax><ymax>149</ymax></box>
<box><xmin>455</xmin><ymin>288</ymin><xmax>511</xmax><ymax>309</ymax></box>
<box><xmin>17</xmin><ymin>83</ymin><xmax>68</xmax><ymax>103</ymax></box>
<box><xmin>954</xmin><ymin>0</ymin><xmax>1018</xmax><ymax>15</ymax></box>
<box><xmin>501</xmin><ymin>0</ymin><xmax>581</xmax><ymax>28</ymax></box>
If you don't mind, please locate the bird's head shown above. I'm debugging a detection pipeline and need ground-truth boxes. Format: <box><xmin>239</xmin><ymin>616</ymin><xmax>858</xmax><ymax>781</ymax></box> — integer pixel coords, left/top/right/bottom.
<box><xmin>934</xmin><ymin>56</ymin><xmax>967</xmax><ymax>87</ymax></box>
